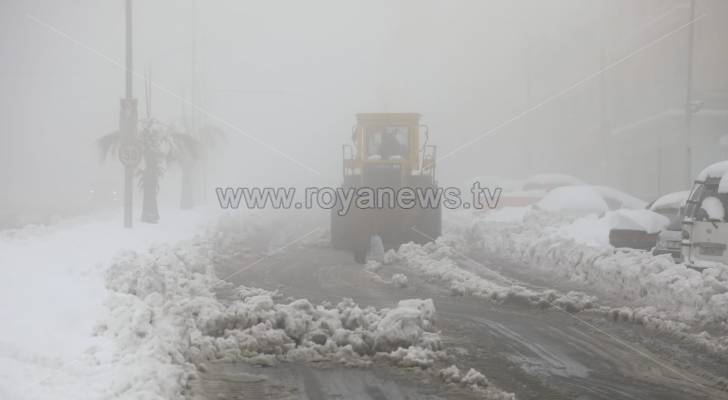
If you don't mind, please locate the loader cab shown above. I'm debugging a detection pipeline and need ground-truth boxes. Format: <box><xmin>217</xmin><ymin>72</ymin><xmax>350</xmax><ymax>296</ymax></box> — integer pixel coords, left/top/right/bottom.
<box><xmin>365</xmin><ymin>126</ymin><xmax>409</xmax><ymax>160</ymax></box>
<box><xmin>343</xmin><ymin>113</ymin><xmax>436</xmax><ymax>183</ymax></box>
<box><xmin>682</xmin><ymin>161</ymin><xmax>728</xmax><ymax>269</ymax></box>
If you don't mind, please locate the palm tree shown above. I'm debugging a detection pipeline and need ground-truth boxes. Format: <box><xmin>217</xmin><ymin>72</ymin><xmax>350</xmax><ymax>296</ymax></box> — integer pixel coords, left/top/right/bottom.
<box><xmin>97</xmin><ymin>119</ymin><xmax>195</xmax><ymax>223</ymax></box>
<box><xmin>136</xmin><ymin>120</ymin><xmax>167</xmax><ymax>223</ymax></box>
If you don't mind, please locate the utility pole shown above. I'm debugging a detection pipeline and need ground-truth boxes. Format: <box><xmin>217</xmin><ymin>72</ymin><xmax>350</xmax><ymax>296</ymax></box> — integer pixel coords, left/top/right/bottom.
<box><xmin>685</xmin><ymin>0</ymin><xmax>696</xmax><ymax>186</ymax></box>
<box><xmin>190</xmin><ymin>0</ymin><xmax>206</xmax><ymax>203</ymax></box>
<box><xmin>523</xmin><ymin>32</ymin><xmax>533</xmax><ymax>176</ymax></box>
<box><xmin>119</xmin><ymin>0</ymin><xmax>139</xmax><ymax>228</ymax></box>
<box><xmin>599</xmin><ymin>0</ymin><xmax>611</xmax><ymax>187</ymax></box>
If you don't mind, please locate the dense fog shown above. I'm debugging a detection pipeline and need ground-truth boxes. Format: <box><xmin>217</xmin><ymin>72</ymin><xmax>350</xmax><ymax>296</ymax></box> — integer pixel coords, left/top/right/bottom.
<box><xmin>2</xmin><ymin>0</ymin><xmax>727</xmax><ymax>224</ymax></box>
<box><xmin>5</xmin><ymin>3</ymin><xmax>728</xmax><ymax>399</ymax></box>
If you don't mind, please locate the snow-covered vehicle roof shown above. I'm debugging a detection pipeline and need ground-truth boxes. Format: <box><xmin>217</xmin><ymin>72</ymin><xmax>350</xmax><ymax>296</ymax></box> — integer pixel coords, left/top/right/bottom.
<box><xmin>472</xmin><ymin>173</ymin><xmax>582</xmax><ymax>196</ymax></box>
<box><xmin>590</xmin><ymin>186</ymin><xmax>648</xmax><ymax>210</ymax></box>
<box><xmin>536</xmin><ymin>185</ymin><xmax>647</xmax><ymax>214</ymax></box>
<box><xmin>696</xmin><ymin>160</ymin><xmax>728</xmax><ymax>181</ymax></box>
<box><xmin>649</xmin><ymin>191</ymin><xmax>689</xmax><ymax>212</ymax></box>
<box><xmin>695</xmin><ymin>160</ymin><xmax>728</xmax><ymax>193</ymax></box>
<box><xmin>536</xmin><ymin>186</ymin><xmax>609</xmax><ymax>214</ymax></box>
<box><xmin>606</xmin><ymin>209</ymin><xmax>671</xmax><ymax>234</ymax></box>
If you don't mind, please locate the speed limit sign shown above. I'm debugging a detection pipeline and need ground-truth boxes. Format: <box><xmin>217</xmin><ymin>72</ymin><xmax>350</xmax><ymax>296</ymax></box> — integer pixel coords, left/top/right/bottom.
<box><xmin>118</xmin><ymin>143</ymin><xmax>142</xmax><ymax>167</ymax></box>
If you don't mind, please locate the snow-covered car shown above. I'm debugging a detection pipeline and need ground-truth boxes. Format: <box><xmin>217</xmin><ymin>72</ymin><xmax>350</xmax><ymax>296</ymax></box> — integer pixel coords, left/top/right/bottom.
<box><xmin>682</xmin><ymin>161</ymin><xmax>728</xmax><ymax>269</ymax></box>
<box><xmin>650</xmin><ymin>191</ymin><xmax>689</xmax><ymax>261</ymax></box>
<box><xmin>536</xmin><ymin>184</ymin><xmax>646</xmax><ymax>214</ymax></box>
<box><xmin>536</xmin><ymin>184</ymin><xmax>662</xmax><ymax>249</ymax></box>
<box><xmin>536</xmin><ymin>185</ymin><xmax>609</xmax><ymax>215</ymax></box>
<box><xmin>590</xmin><ymin>185</ymin><xmax>647</xmax><ymax>210</ymax></box>
<box><xmin>649</xmin><ymin>190</ymin><xmax>690</xmax><ymax>217</ymax></box>
<box><xmin>533</xmin><ymin>184</ymin><xmax>653</xmax><ymax>249</ymax></box>
<box><xmin>607</xmin><ymin>208</ymin><xmax>670</xmax><ymax>250</ymax></box>
<box><xmin>607</xmin><ymin>191</ymin><xmax>681</xmax><ymax>251</ymax></box>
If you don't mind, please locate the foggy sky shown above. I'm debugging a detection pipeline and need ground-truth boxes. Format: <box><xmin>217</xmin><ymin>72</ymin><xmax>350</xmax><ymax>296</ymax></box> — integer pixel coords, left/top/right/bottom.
<box><xmin>2</xmin><ymin>0</ymin><xmax>726</xmax><ymax>219</ymax></box>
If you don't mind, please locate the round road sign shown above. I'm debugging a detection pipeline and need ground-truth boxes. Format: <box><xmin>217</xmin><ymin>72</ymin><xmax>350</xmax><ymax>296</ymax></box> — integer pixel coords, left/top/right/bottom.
<box><xmin>118</xmin><ymin>143</ymin><xmax>142</xmax><ymax>167</ymax></box>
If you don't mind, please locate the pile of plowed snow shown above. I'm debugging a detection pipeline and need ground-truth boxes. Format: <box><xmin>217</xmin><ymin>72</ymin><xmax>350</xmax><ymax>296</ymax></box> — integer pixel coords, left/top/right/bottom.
<box><xmin>384</xmin><ymin>240</ymin><xmax>597</xmax><ymax>314</ymax></box>
<box><xmin>101</xmin><ymin>226</ymin><xmax>515</xmax><ymax>400</ymax></box>
<box><xmin>469</xmin><ymin>210</ymin><xmax>728</xmax><ymax>324</ymax></box>
<box><xmin>459</xmin><ymin>208</ymin><xmax>728</xmax><ymax>357</ymax></box>
<box><xmin>440</xmin><ymin>365</ymin><xmax>515</xmax><ymax>400</ymax></box>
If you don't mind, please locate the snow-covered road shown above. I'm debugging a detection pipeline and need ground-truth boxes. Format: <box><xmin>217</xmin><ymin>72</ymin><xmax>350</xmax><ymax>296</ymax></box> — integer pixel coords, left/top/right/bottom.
<box><xmin>2</xmin><ymin>209</ymin><xmax>727</xmax><ymax>400</ymax></box>
<box><xmin>204</xmin><ymin>216</ymin><xmax>728</xmax><ymax>400</ymax></box>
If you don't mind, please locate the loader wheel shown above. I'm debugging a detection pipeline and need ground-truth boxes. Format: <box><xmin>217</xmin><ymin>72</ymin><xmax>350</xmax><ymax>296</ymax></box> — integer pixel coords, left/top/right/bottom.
<box><xmin>353</xmin><ymin>248</ymin><xmax>367</xmax><ymax>264</ymax></box>
<box><xmin>413</xmin><ymin>206</ymin><xmax>442</xmax><ymax>244</ymax></box>
<box><xmin>352</xmin><ymin>234</ymin><xmax>370</xmax><ymax>264</ymax></box>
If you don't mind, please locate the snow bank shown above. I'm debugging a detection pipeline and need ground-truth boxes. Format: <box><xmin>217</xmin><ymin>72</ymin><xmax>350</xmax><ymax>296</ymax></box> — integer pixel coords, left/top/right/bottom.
<box><xmin>391</xmin><ymin>273</ymin><xmax>409</xmax><ymax>288</ymax></box>
<box><xmin>386</xmin><ymin>239</ymin><xmax>596</xmax><ymax>314</ymax></box>
<box><xmin>439</xmin><ymin>365</ymin><xmax>516</xmax><ymax>400</ymax></box>
<box><xmin>553</xmin><ymin>214</ymin><xmax>612</xmax><ymax>247</ymax></box>
<box><xmin>78</xmin><ymin>232</ymin><xmax>446</xmax><ymax>399</ymax></box>
<box><xmin>0</xmin><ymin>208</ymin><xmax>217</xmax><ymax>400</ymax></box>
<box><xmin>482</xmin><ymin>206</ymin><xmax>530</xmax><ymax>223</ymax></box>
<box><xmin>0</xmin><ymin>209</ymin><xmax>516</xmax><ymax>399</ymax></box>
<box><xmin>463</xmin><ymin>208</ymin><xmax>728</xmax><ymax>356</ymax></box>
<box><xmin>97</xmin><ymin>229</ymin><xmax>516</xmax><ymax>399</ymax></box>
<box><xmin>194</xmin><ymin>291</ymin><xmax>444</xmax><ymax>367</ymax></box>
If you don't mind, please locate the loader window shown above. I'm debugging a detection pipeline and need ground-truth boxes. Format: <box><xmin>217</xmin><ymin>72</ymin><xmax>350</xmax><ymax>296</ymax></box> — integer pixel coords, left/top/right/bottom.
<box><xmin>366</xmin><ymin>126</ymin><xmax>409</xmax><ymax>160</ymax></box>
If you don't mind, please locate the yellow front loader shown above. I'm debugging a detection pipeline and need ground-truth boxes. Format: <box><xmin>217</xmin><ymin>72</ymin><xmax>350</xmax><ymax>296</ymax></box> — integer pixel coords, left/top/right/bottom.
<box><xmin>331</xmin><ymin>113</ymin><xmax>441</xmax><ymax>263</ymax></box>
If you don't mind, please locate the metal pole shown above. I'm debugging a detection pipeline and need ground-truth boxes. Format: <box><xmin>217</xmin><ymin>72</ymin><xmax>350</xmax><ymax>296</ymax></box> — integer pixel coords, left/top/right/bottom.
<box><xmin>523</xmin><ymin>30</ymin><xmax>533</xmax><ymax>175</ymax></box>
<box><xmin>122</xmin><ymin>0</ymin><xmax>136</xmax><ymax>228</ymax></box>
<box><xmin>599</xmin><ymin>0</ymin><xmax>610</xmax><ymax>186</ymax></box>
<box><xmin>685</xmin><ymin>0</ymin><xmax>695</xmax><ymax>186</ymax></box>
<box><xmin>126</xmin><ymin>0</ymin><xmax>133</xmax><ymax>99</ymax></box>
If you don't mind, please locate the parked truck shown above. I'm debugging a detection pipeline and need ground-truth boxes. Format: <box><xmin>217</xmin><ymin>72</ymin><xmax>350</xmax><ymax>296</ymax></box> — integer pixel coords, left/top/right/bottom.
<box><xmin>682</xmin><ymin>161</ymin><xmax>728</xmax><ymax>269</ymax></box>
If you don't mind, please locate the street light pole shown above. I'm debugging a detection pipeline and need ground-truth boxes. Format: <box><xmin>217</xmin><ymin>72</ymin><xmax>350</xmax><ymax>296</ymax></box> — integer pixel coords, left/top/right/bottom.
<box><xmin>126</xmin><ymin>0</ymin><xmax>133</xmax><ymax>99</ymax></box>
<box><xmin>685</xmin><ymin>0</ymin><xmax>696</xmax><ymax>186</ymax></box>
<box><xmin>120</xmin><ymin>0</ymin><xmax>138</xmax><ymax>228</ymax></box>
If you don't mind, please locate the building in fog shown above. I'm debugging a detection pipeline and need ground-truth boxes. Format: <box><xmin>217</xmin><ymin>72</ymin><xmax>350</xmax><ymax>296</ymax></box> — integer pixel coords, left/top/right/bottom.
<box><xmin>483</xmin><ymin>0</ymin><xmax>728</xmax><ymax>201</ymax></box>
